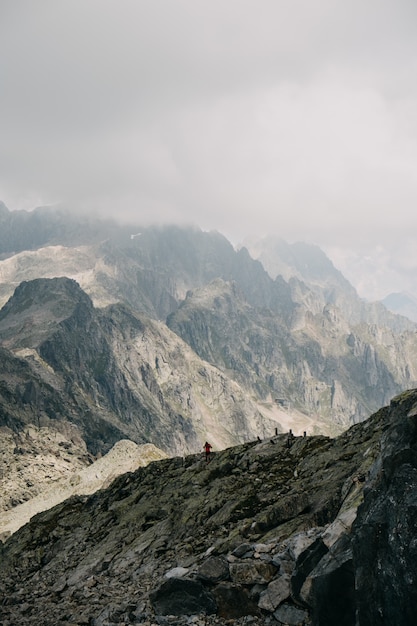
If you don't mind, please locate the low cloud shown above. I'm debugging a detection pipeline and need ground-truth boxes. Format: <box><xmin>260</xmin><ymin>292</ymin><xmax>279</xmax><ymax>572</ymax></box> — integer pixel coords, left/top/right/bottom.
<box><xmin>1</xmin><ymin>0</ymin><xmax>417</xmax><ymax>294</ymax></box>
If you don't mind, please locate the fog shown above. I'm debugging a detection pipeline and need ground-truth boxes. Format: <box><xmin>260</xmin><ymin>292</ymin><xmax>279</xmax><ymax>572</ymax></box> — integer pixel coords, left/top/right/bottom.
<box><xmin>1</xmin><ymin>1</ymin><xmax>417</xmax><ymax>298</ymax></box>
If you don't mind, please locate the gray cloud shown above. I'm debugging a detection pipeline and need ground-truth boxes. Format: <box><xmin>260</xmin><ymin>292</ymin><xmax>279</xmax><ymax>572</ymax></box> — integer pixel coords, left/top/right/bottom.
<box><xmin>1</xmin><ymin>0</ymin><xmax>417</xmax><ymax>295</ymax></box>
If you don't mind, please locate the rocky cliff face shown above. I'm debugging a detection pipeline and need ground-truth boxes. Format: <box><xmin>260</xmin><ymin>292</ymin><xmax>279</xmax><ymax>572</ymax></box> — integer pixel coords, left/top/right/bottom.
<box><xmin>0</xmin><ymin>390</ymin><xmax>416</xmax><ymax>625</ymax></box>
<box><xmin>167</xmin><ymin>277</ymin><xmax>417</xmax><ymax>427</ymax></box>
<box><xmin>244</xmin><ymin>236</ymin><xmax>416</xmax><ymax>332</ymax></box>
<box><xmin>0</xmin><ymin>277</ymin><xmax>276</xmax><ymax>457</ymax></box>
<box><xmin>1</xmin><ymin>205</ymin><xmax>416</xmax><ymax>435</ymax></box>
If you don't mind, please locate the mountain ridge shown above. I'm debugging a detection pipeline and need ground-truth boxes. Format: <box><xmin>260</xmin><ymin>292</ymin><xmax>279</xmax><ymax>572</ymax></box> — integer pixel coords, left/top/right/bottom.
<box><xmin>0</xmin><ymin>277</ymin><xmax>281</xmax><ymax>455</ymax></box>
<box><xmin>1</xmin><ymin>204</ymin><xmax>417</xmax><ymax>449</ymax></box>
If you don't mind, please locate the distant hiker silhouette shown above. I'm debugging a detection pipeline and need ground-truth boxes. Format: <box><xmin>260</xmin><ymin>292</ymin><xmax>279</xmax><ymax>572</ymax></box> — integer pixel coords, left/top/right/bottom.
<box><xmin>204</xmin><ymin>441</ymin><xmax>212</xmax><ymax>463</ymax></box>
<box><xmin>287</xmin><ymin>429</ymin><xmax>295</xmax><ymax>448</ymax></box>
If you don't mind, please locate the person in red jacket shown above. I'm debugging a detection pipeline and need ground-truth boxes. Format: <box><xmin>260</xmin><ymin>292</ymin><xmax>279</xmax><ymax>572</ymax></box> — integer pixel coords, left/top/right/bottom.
<box><xmin>204</xmin><ymin>441</ymin><xmax>212</xmax><ymax>463</ymax></box>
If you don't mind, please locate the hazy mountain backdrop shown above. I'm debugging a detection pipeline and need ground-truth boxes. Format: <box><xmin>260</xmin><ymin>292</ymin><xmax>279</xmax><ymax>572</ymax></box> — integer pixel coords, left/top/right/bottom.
<box><xmin>1</xmin><ymin>202</ymin><xmax>417</xmax><ymax>462</ymax></box>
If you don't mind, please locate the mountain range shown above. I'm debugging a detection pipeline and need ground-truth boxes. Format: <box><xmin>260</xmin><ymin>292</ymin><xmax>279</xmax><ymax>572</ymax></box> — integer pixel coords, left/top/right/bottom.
<box><xmin>1</xmin><ymin>202</ymin><xmax>417</xmax><ymax>461</ymax></box>
<box><xmin>1</xmin><ymin>202</ymin><xmax>417</xmax><ymax>623</ymax></box>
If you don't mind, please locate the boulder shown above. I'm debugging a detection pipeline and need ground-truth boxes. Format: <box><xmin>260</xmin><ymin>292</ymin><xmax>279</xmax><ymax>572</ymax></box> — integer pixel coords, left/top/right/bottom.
<box><xmin>232</xmin><ymin>542</ymin><xmax>253</xmax><ymax>558</ymax></box>
<box><xmin>299</xmin><ymin>535</ymin><xmax>354</xmax><ymax>626</ymax></box>
<box><xmin>258</xmin><ymin>574</ymin><xmax>291</xmax><ymax>612</ymax></box>
<box><xmin>290</xmin><ymin>537</ymin><xmax>328</xmax><ymax>603</ymax></box>
<box><xmin>273</xmin><ymin>602</ymin><xmax>309</xmax><ymax>625</ymax></box>
<box><xmin>229</xmin><ymin>561</ymin><xmax>277</xmax><ymax>585</ymax></box>
<box><xmin>212</xmin><ymin>582</ymin><xmax>260</xmax><ymax>619</ymax></box>
<box><xmin>149</xmin><ymin>578</ymin><xmax>217</xmax><ymax>616</ymax></box>
<box><xmin>164</xmin><ymin>566</ymin><xmax>189</xmax><ymax>578</ymax></box>
<box><xmin>197</xmin><ymin>555</ymin><xmax>230</xmax><ymax>583</ymax></box>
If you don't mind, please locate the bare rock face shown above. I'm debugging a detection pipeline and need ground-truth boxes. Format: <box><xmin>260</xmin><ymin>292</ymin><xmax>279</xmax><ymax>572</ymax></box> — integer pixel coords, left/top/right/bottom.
<box><xmin>1</xmin><ymin>207</ymin><xmax>417</xmax><ymax>436</ymax></box>
<box><xmin>0</xmin><ymin>431</ymin><xmax>167</xmax><ymax>540</ymax></box>
<box><xmin>1</xmin><ymin>391</ymin><xmax>416</xmax><ymax>625</ymax></box>
<box><xmin>0</xmin><ymin>277</ymin><xmax>277</xmax><ymax>457</ymax></box>
<box><xmin>0</xmin><ymin>422</ymin><xmax>91</xmax><ymax>515</ymax></box>
<box><xmin>352</xmin><ymin>391</ymin><xmax>417</xmax><ymax>626</ymax></box>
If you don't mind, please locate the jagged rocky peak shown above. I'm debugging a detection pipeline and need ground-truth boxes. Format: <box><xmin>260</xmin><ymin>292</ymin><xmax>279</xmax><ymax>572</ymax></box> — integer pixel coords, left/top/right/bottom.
<box><xmin>242</xmin><ymin>235</ymin><xmax>350</xmax><ymax>288</ymax></box>
<box><xmin>0</xmin><ymin>276</ymin><xmax>92</xmax><ymax>349</ymax></box>
<box><xmin>1</xmin><ymin>390</ymin><xmax>416</xmax><ymax>625</ymax></box>
<box><xmin>0</xmin><ymin>275</ymin><xmax>275</xmax><ymax>458</ymax></box>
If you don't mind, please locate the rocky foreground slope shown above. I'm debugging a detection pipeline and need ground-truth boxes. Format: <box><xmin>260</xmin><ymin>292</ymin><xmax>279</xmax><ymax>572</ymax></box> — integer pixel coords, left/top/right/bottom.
<box><xmin>1</xmin><ymin>390</ymin><xmax>416</xmax><ymax>625</ymax></box>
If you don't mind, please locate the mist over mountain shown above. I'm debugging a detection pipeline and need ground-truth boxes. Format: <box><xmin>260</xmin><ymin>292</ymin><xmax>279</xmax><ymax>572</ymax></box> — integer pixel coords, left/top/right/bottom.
<box><xmin>1</xmin><ymin>202</ymin><xmax>417</xmax><ymax>453</ymax></box>
<box><xmin>244</xmin><ymin>235</ymin><xmax>417</xmax><ymax>329</ymax></box>
<box><xmin>382</xmin><ymin>291</ymin><xmax>417</xmax><ymax>323</ymax></box>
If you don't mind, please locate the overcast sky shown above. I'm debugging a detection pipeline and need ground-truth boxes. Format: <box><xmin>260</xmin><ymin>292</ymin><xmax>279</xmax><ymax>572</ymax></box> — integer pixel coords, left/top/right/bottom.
<box><xmin>1</xmin><ymin>1</ymin><xmax>417</xmax><ymax>298</ymax></box>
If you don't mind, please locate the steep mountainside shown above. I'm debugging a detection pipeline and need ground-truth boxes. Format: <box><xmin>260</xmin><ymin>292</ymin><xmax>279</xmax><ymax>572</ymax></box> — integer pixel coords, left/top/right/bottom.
<box><xmin>245</xmin><ymin>235</ymin><xmax>415</xmax><ymax>332</ymax></box>
<box><xmin>0</xmin><ymin>277</ymin><xmax>277</xmax><ymax>456</ymax></box>
<box><xmin>1</xmin><ymin>390</ymin><xmax>416</xmax><ymax>625</ymax></box>
<box><xmin>1</xmin><ymin>203</ymin><xmax>417</xmax><ymax>434</ymax></box>
<box><xmin>167</xmin><ymin>278</ymin><xmax>417</xmax><ymax>426</ymax></box>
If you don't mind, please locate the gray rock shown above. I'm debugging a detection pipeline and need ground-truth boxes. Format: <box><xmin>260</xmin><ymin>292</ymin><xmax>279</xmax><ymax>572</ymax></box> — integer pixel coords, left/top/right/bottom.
<box><xmin>273</xmin><ymin>603</ymin><xmax>309</xmax><ymax>625</ymax></box>
<box><xmin>230</xmin><ymin>561</ymin><xmax>277</xmax><ymax>585</ymax></box>
<box><xmin>352</xmin><ymin>390</ymin><xmax>417</xmax><ymax>626</ymax></box>
<box><xmin>258</xmin><ymin>575</ymin><xmax>290</xmax><ymax>612</ymax></box>
<box><xmin>254</xmin><ymin>543</ymin><xmax>273</xmax><ymax>553</ymax></box>
<box><xmin>232</xmin><ymin>543</ymin><xmax>253</xmax><ymax>558</ymax></box>
<box><xmin>212</xmin><ymin>582</ymin><xmax>260</xmax><ymax>619</ymax></box>
<box><xmin>290</xmin><ymin>538</ymin><xmax>328</xmax><ymax>604</ymax></box>
<box><xmin>150</xmin><ymin>577</ymin><xmax>217</xmax><ymax>616</ymax></box>
<box><xmin>299</xmin><ymin>535</ymin><xmax>354</xmax><ymax>626</ymax></box>
<box><xmin>197</xmin><ymin>556</ymin><xmax>230</xmax><ymax>583</ymax></box>
<box><xmin>164</xmin><ymin>566</ymin><xmax>189</xmax><ymax>578</ymax></box>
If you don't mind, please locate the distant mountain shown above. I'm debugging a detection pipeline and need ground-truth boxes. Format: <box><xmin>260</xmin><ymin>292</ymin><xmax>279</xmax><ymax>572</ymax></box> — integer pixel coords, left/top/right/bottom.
<box><xmin>243</xmin><ymin>235</ymin><xmax>414</xmax><ymax>332</ymax></box>
<box><xmin>382</xmin><ymin>291</ymin><xmax>417</xmax><ymax>323</ymax></box>
<box><xmin>1</xmin><ymin>203</ymin><xmax>417</xmax><ymax>457</ymax></box>
<box><xmin>243</xmin><ymin>235</ymin><xmax>351</xmax><ymax>287</ymax></box>
<box><xmin>0</xmin><ymin>276</ymin><xmax>278</xmax><ymax>456</ymax></box>
<box><xmin>0</xmin><ymin>201</ymin><xmax>118</xmax><ymax>256</ymax></box>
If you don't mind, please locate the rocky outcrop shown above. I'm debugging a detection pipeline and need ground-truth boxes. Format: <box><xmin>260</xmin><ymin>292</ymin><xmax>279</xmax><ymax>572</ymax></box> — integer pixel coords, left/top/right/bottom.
<box><xmin>1</xmin><ymin>391</ymin><xmax>416</xmax><ymax>624</ymax></box>
<box><xmin>0</xmin><ymin>422</ymin><xmax>92</xmax><ymax>516</ymax></box>
<box><xmin>352</xmin><ymin>391</ymin><xmax>417</xmax><ymax>626</ymax></box>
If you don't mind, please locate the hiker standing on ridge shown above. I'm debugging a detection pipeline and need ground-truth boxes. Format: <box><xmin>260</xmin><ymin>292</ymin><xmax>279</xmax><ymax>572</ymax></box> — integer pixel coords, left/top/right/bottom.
<box><xmin>204</xmin><ymin>441</ymin><xmax>212</xmax><ymax>463</ymax></box>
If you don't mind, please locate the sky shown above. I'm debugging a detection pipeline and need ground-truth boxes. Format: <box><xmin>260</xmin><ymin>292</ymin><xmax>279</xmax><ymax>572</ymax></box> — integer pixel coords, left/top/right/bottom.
<box><xmin>1</xmin><ymin>0</ymin><xmax>417</xmax><ymax>300</ymax></box>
